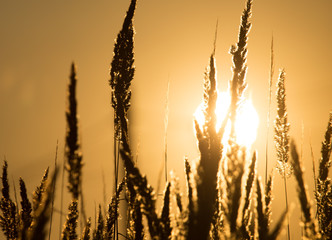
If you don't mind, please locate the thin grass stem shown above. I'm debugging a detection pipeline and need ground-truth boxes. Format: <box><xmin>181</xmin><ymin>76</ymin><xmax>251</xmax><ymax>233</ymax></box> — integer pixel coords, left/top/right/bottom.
<box><xmin>12</xmin><ymin>177</ymin><xmax>19</xmax><ymax>219</ymax></box>
<box><xmin>265</xmin><ymin>35</ymin><xmax>274</xmax><ymax>185</ymax></box>
<box><xmin>49</xmin><ymin>140</ymin><xmax>58</xmax><ymax>240</ymax></box>
<box><xmin>283</xmin><ymin>172</ymin><xmax>290</xmax><ymax>240</ymax></box>
<box><xmin>113</xmin><ymin>123</ymin><xmax>118</xmax><ymax>240</ymax></box>
<box><xmin>59</xmin><ymin>152</ymin><xmax>65</xmax><ymax>240</ymax></box>
<box><xmin>164</xmin><ymin>80</ymin><xmax>170</xmax><ymax>183</ymax></box>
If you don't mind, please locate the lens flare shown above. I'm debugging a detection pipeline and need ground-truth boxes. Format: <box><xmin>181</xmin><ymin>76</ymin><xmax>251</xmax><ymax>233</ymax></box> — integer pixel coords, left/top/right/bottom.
<box><xmin>194</xmin><ymin>91</ymin><xmax>259</xmax><ymax>148</ymax></box>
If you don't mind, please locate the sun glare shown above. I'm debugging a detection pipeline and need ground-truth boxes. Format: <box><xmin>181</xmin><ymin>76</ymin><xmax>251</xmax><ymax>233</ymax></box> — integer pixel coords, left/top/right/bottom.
<box><xmin>194</xmin><ymin>91</ymin><xmax>259</xmax><ymax>148</ymax></box>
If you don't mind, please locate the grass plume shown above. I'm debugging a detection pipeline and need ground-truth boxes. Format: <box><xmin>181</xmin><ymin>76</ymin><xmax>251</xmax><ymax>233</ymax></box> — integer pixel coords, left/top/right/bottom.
<box><xmin>274</xmin><ymin>69</ymin><xmax>292</xmax><ymax>178</ymax></box>
<box><xmin>315</xmin><ymin>112</ymin><xmax>332</xmax><ymax>239</ymax></box>
<box><xmin>81</xmin><ymin>218</ymin><xmax>91</xmax><ymax>240</ymax></box>
<box><xmin>61</xmin><ymin>200</ymin><xmax>79</xmax><ymax>240</ymax></box>
<box><xmin>160</xmin><ymin>183</ymin><xmax>172</xmax><ymax>239</ymax></box>
<box><xmin>28</xmin><ymin>168</ymin><xmax>58</xmax><ymax>240</ymax></box>
<box><xmin>108</xmin><ymin>0</ymin><xmax>173</xmax><ymax>238</ymax></box>
<box><xmin>65</xmin><ymin>62</ymin><xmax>83</xmax><ymax>201</ymax></box>
<box><xmin>110</xmin><ymin>0</ymin><xmax>136</xmax><ymax>142</ymax></box>
<box><xmin>32</xmin><ymin>168</ymin><xmax>49</xmax><ymax>217</ymax></box>
<box><xmin>274</xmin><ymin>69</ymin><xmax>291</xmax><ymax>240</ymax></box>
<box><xmin>18</xmin><ymin>178</ymin><xmax>32</xmax><ymax>240</ymax></box>
<box><xmin>109</xmin><ymin>1</ymin><xmax>136</xmax><ymax>238</ymax></box>
<box><xmin>264</xmin><ymin>172</ymin><xmax>273</xmax><ymax>227</ymax></box>
<box><xmin>229</xmin><ymin>0</ymin><xmax>252</xmax><ymax>139</ymax></box>
<box><xmin>191</xmin><ymin>52</ymin><xmax>223</xmax><ymax>240</ymax></box>
<box><xmin>0</xmin><ymin>161</ymin><xmax>18</xmax><ymax>239</ymax></box>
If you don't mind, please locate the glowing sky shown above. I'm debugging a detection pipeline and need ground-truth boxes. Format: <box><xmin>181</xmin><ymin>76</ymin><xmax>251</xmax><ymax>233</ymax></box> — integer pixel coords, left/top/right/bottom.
<box><xmin>0</xmin><ymin>0</ymin><xmax>331</xmax><ymax>239</ymax></box>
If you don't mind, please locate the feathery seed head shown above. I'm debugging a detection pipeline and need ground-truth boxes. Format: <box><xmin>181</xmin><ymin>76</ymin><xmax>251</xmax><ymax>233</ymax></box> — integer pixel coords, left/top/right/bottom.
<box><xmin>110</xmin><ymin>0</ymin><xmax>137</xmax><ymax>142</ymax></box>
<box><xmin>65</xmin><ymin>62</ymin><xmax>83</xmax><ymax>200</ymax></box>
<box><xmin>274</xmin><ymin>69</ymin><xmax>292</xmax><ymax>178</ymax></box>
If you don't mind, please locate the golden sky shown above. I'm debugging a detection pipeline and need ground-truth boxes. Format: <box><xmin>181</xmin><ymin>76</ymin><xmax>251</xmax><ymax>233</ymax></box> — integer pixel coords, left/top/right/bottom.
<box><xmin>0</xmin><ymin>0</ymin><xmax>331</xmax><ymax>239</ymax></box>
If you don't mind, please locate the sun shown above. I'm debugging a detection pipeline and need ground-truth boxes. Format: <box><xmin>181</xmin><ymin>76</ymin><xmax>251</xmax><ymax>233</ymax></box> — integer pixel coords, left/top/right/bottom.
<box><xmin>194</xmin><ymin>91</ymin><xmax>259</xmax><ymax>148</ymax></box>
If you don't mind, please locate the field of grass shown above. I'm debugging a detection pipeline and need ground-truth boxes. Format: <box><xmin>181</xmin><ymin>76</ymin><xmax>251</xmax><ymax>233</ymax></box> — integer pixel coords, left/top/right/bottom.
<box><xmin>1</xmin><ymin>0</ymin><xmax>331</xmax><ymax>239</ymax></box>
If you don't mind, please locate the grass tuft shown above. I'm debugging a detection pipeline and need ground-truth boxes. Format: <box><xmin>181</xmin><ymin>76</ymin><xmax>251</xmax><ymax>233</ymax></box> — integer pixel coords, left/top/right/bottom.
<box><xmin>315</xmin><ymin>112</ymin><xmax>332</xmax><ymax>239</ymax></box>
<box><xmin>18</xmin><ymin>178</ymin><xmax>32</xmax><ymax>239</ymax></box>
<box><xmin>28</xmin><ymin>168</ymin><xmax>58</xmax><ymax>240</ymax></box>
<box><xmin>81</xmin><ymin>218</ymin><xmax>91</xmax><ymax>240</ymax></box>
<box><xmin>0</xmin><ymin>161</ymin><xmax>18</xmax><ymax>239</ymax></box>
<box><xmin>61</xmin><ymin>200</ymin><xmax>79</xmax><ymax>240</ymax></box>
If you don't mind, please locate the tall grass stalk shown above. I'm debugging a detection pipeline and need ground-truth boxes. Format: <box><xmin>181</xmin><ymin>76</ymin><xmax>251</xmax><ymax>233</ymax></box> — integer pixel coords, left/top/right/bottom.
<box><xmin>105</xmin><ymin>180</ymin><xmax>124</xmax><ymax>239</ymax></box>
<box><xmin>157</xmin><ymin>80</ymin><xmax>170</xmax><ymax>195</ymax></box>
<box><xmin>125</xmin><ymin>174</ymin><xmax>144</xmax><ymax>240</ymax></box>
<box><xmin>160</xmin><ymin>182</ymin><xmax>172</xmax><ymax>239</ymax></box>
<box><xmin>229</xmin><ymin>0</ymin><xmax>252</xmax><ymax>140</ymax></box>
<box><xmin>12</xmin><ymin>177</ymin><xmax>19</xmax><ymax>225</ymax></box>
<box><xmin>315</xmin><ymin>112</ymin><xmax>332</xmax><ymax>239</ymax></box>
<box><xmin>265</xmin><ymin>172</ymin><xmax>273</xmax><ymax>223</ymax></box>
<box><xmin>274</xmin><ymin>69</ymin><xmax>291</xmax><ymax>240</ymax></box>
<box><xmin>265</xmin><ymin>36</ymin><xmax>274</xmax><ymax>185</ymax></box>
<box><xmin>49</xmin><ymin>141</ymin><xmax>58</xmax><ymax>240</ymax></box>
<box><xmin>18</xmin><ymin>178</ymin><xmax>32</xmax><ymax>240</ymax></box>
<box><xmin>300</xmin><ymin>122</ymin><xmax>305</xmax><ymax>238</ymax></box>
<box><xmin>309</xmin><ymin>138</ymin><xmax>317</xmax><ymax>197</ymax></box>
<box><xmin>120</xmin><ymin>142</ymin><xmax>170</xmax><ymax>239</ymax></box>
<box><xmin>290</xmin><ymin>140</ymin><xmax>319</xmax><ymax>239</ymax></box>
<box><xmin>109</xmin><ymin>0</ymin><xmax>136</xmax><ymax>238</ymax></box>
<box><xmin>65</xmin><ymin>63</ymin><xmax>83</xmax><ymax>201</ymax></box>
<box><xmin>32</xmin><ymin>168</ymin><xmax>49</xmax><ymax>215</ymax></box>
<box><xmin>59</xmin><ymin>152</ymin><xmax>65</xmax><ymax>239</ymax></box>
<box><xmin>65</xmin><ymin>62</ymin><xmax>87</xmax><ymax>235</ymax></box>
<box><xmin>109</xmin><ymin>0</ymin><xmax>173</xmax><ymax>238</ymax></box>
<box><xmin>61</xmin><ymin>200</ymin><xmax>78</xmax><ymax>240</ymax></box>
<box><xmin>241</xmin><ymin>152</ymin><xmax>257</xmax><ymax>238</ymax></box>
<box><xmin>184</xmin><ymin>157</ymin><xmax>193</xmax><ymax>238</ymax></box>
<box><xmin>191</xmin><ymin>52</ymin><xmax>223</xmax><ymax>240</ymax></box>
<box><xmin>0</xmin><ymin>161</ymin><xmax>18</xmax><ymax>239</ymax></box>
<box><xmin>164</xmin><ymin>80</ymin><xmax>170</xmax><ymax>183</ymax></box>
<box><xmin>219</xmin><ymin>1</ymin><xmax>255</xmax><ymax>238</ymax></box>
<box><xmin>212</xmin><ymin>20</ymin><xmax>219</xmax><ymax>57</ymax></box>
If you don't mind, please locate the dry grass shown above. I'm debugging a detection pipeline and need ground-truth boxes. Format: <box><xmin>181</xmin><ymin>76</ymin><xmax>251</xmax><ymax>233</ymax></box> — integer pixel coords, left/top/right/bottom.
<box><xmin>315</xmin><ymin>112</ymin><xmax>332</xmax><ymax>239</ymax></box>
<box><xmin>0</xmin><ymin>0</ymin><xmax>331</xmax><ymax>239</ymax></box>
<box><xmin>274</xmin><ymin>69</ymin><xmax>292</xmax><ymax>240</ymax></box>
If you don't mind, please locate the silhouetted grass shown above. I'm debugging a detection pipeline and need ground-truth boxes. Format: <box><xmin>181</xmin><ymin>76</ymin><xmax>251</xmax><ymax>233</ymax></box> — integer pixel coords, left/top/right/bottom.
<box><xmin>290</xmin><ymin>141</ymin><xmax>319</xmax><ymax>239</ymax></box>
<box><xmin>315</xmin><ymin>112</ymin><xmax>332</xmax><ymax>239</ymax></box>
<box><xmin>0</xmin><ymin>0</ymin><xmax>331</xmax><ymax>239</ymax></box>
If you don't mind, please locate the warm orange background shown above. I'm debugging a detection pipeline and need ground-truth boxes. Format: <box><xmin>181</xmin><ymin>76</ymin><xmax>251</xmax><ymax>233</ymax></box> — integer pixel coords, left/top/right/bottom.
<box><xmin>1</xmin><ymin>0</ymin><xmax>331</xmax><ymax>239</ymax></box>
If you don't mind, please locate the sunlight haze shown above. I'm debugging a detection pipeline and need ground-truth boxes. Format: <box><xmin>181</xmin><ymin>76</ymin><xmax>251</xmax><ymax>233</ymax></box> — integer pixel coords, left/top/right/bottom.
<box><xmin>0</xmin><ymin>0</ymin><xmax>331</xmax><ymax>239</ymax></box>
